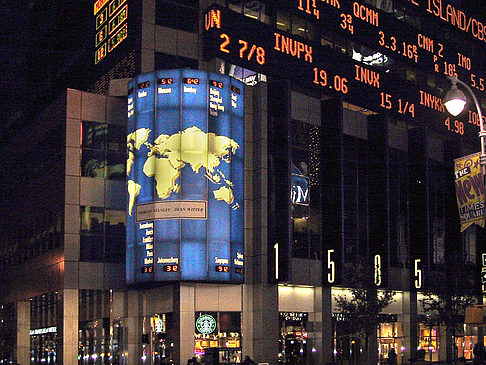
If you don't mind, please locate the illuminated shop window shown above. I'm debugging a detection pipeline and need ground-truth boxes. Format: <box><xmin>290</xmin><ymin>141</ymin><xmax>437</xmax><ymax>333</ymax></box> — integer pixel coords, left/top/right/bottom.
<box><xmin>279</xmin><ymin>312</ymin><xmax>309</xmax><ymax>365</ymax></box>
<box><xmin>81</xmin><ymin>121</ymin><xmax>125</xmax><ymax>181</ymax></box>
<box><xmin>78</xmin><ymin>290</ymin><xmax>114</xmax><ymax>365</ymax></box>
<box><xmin>418</xmin><ymin>324</ymin><xmax>440</xmax><ymax>362</ymax></box>
<box><xmin>145</xmin><ymin>313</ymin><xmax>175</xmax><ymax>364</ymax></box>
<box><xmin>80</xmin><ymin>207</ymin><xmax>126</xmax><ymax>262</ymax></box>
<box><xmin>377</xmin><ymin>320</ymin><xmax>404</xmax><ymax>364</ymax></box>
<box><xmin>30</xmin><ymin>293</ymin><xmax>58</xmax><ymax>365</ymax></box>
<box><xmin>194</xmin><ymin>312</ymin><xmax>242</xmax><ymax>364</ymax></box>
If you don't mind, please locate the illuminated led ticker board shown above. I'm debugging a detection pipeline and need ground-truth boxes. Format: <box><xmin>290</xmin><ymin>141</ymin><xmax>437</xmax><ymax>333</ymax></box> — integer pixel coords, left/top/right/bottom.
<box><xmin>286</xmin><ymin>0</ymin><xmax>486</xmax><ymax>95</ymax></box>
<box><xmin>94</xmin><ymin>0</ymin><xmax>128</xmax><ymax>64</ymax></box>
<box><xmin>203</xmin><ymin>4</ymin><xmax>484</xmax><ymax>139</ymax></box>
<box><xmin>126</xmin><ymin>70</ymin><xmax>245</xmax><ymax>285</ymax></box>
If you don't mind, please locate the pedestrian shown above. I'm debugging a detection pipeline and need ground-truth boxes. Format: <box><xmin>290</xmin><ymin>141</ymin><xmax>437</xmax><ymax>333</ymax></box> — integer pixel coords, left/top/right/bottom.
<box><xmin>456</xmin><ymin>357</ymin><xmax>466</xmax><ymax>365</ymax></box>
<box><xmin>474</xmin><ymin>343</ymin><xmax>486</xmax><ymax>364</ymax></box>
<box><xmin>242</xmin><ymin>355</ymin><xmax>256</xmax><ymax>365</ymax></box>
<box><xmin>388</xmin><ymin>348</ymin><xmax>397</xmax><ymax>365</ymax></box>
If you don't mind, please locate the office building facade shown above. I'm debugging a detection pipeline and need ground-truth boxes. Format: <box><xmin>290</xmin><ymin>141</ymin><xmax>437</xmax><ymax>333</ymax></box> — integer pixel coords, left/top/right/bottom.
<box><xmin>1</xmin><ymin>0</ymin><xmax>486</xmax><ymax>364</ymax></box>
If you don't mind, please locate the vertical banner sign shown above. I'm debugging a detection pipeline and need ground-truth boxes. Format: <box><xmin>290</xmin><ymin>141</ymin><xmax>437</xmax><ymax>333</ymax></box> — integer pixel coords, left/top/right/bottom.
<box><xmin>454</xmin><ymin>152</ymin><xmax>486</xmax><ymax>231</ymax></box>
<box><xmin>126</xmin><ymin>70</ymin><xmax>245</xmax><ymax>284</ymax></box>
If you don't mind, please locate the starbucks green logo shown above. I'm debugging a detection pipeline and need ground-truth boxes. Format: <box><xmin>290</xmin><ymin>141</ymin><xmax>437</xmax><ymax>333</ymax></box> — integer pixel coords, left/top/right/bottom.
<box><xmin>196</xmin><ymin>314</ymin><xmax>217</xmax><ymax>334</ymax></box>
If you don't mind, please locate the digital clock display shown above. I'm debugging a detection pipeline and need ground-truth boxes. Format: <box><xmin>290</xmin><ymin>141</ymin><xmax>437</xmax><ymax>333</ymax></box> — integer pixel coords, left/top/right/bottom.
<box><xmin>158</xmin><ymin>78</ymin><xmax>174</xmax><ymax>85</ymax></box>
<box><xmin>138</xmin><ymin>81</ymin><xmax>150</xmax><ymax>89</ymax></box>
<box><xmin>210</xmin><ymin>80</ymin><xmax>224</xmax><ymax>89</ymax></box>
<box><xmin>215</xmin><ymin>265</ymin><xmax>229</xmax><ymax>273</ymax></box>
<box><xmin>141</xmin><ymin>266</ymin><xmax>154</xmax><ymax>274</ymax></box>
<box><xmin>183</xmin><ymin>77</ymin><xmax>200</xmax><ymax>85</ymax></box>
<box><xmin>203</xmin><ymin>4</ymin><xmax>484</xmax><ymax>139</ymax></box>
<box><xmin>163</xmin><ymin>265</ymin><xmax>179</xmax><ymax>272</ymax></box>
<box><xmin>235</xmin><ymin>267</ymin><xmax>244</xmax><ymax>275</ymax></box>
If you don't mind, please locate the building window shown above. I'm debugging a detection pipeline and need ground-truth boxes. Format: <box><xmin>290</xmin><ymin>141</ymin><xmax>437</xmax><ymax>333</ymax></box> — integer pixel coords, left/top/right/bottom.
<box><xmin>80</xmin><ymin>207</ymin><xmax>126</xmax><ymax>262</ymax></box>
<box><xmin>81</xmin><ymin>121</ymin><xmax>125</xmax><ymax>181</ymax></box>
<box><xmin>291</xmin><ymin>121</ymin><xmax>322</xmax><ymax>260</ymax></box>
<box><xmin>78</xmin><ymin>290</ymin><xmax>113</xmax><ymax>364</ymax></box>
<box><xmin>228</xmin><ymin>1</ymin><xmax>271</xmax><ymax>24</ymax></box>
<box><xmin>155</xmin><ymin>0</ymin><xmax>198</xmax><ymax>33</ymax></box>
<box><xmin>154</xmin><ymin>53</ymin><xmax>198</xmax><ymax>70</ymax></box>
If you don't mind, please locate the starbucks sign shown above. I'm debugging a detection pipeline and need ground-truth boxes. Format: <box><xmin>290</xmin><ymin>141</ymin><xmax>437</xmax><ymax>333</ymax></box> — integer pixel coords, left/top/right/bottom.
<box><xmin>196</xmin><ymin>314</ymin><xmax>217</xmax><ymax>334</ymax></box>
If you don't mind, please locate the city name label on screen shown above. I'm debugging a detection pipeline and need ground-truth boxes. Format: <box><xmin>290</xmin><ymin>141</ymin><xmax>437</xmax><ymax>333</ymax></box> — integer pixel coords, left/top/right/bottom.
<box><xmin>291</xmin><ymin>0</ymin><xmax>486</xmax><ymax>96</ymax></box>
<box><xmin>204</xmin><ymin>6</ymin><xmax>483</xmax><ymax>138</ymax></box>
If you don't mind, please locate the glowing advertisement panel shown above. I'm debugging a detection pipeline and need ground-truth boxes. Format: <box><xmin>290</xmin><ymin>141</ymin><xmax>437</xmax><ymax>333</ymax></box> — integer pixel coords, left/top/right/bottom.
<box><xmin>126</xmin><ymin>70</ymin><xmax>245</xmax><ymax>284</ymax></box>
<box><xmin>454</xmin><ymin>152</ymin><xmax>486</xmax><ymax>231</ymax></box>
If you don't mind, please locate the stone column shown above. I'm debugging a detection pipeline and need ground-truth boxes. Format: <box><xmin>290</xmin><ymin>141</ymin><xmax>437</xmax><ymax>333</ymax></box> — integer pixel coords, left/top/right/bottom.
<box><xmin>126</xmin><ymin>290</ymin><xmax>143</xmax><ymax>364</ymax></box>
<box><xmin>15</xmin><ymin>301</ymin><xmax>30</xmax><ymax>365</ymax></box>
<box><xmin>321</xmin><ymin>286</ymin><xmax>333</xmax><ymax>364</ymax></box>
<box><xmin>178</xmin><ymin>283</ymin><xmax>196</xmax><ymax>365</ymax></box>
<box><xmin>57</xmin><ymin>289</ymin><xmax>79</xmax><ymax>365</ymax></box>
<box><xmin>401</xmin><ymin>290</ymin><xmax>418</xmax><ymax>363</ymax></box>
<box><xmin>252</xmin><ymin>283</ymin><xmax>279</xmax><ymax>365</ymax></box>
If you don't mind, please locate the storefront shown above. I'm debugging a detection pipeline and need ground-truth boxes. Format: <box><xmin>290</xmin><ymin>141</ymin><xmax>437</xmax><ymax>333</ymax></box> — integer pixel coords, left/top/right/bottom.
<box><xmin>78</xmin><ymin>319</ymin><xmax>111</xmax><ymax>364</ymax></box>
<box><xmin>332</xmin><ymin>314</ymin><xmax>404</xmax><ymax>365</ymax></box>
<box><xmin>278</xmin><ymin>312</ymin><xmax>308</xmax><ymax>364</ymax></box>
<box><xmin>418</xmin><ymin>323</ymin><xmax>440</xmax><ymax>362</ymax></box>
<box><xmin>377</xmin><ymin>316</ymin><xmax>404</xmax><ymax>365</ymax></box>
<box><xmin>144</xmin><ymin>313</ymin><xmax>175</xmax><ymax>364</ymax></box>
<box><xmin>30</xmin><ymin>293</ymin><xmax>58</xmax><ymax>365</ymax></box>
<box><xmin>194</xmin><ymin>312</ymin><xmax>241</xmax><ymax>364</ymax></box>
<box><xmin>455</xmin><ymin>325</ymin><xmax>477</xmax><ymax>360</ymax></box>
<box><xmin>30</xmin><ymin>327</ymin><xmax>57</xmax><ymax>364</ymax></box>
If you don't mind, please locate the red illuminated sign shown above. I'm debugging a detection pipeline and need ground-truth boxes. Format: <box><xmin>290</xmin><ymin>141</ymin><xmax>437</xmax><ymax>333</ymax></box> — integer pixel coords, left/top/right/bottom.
<box><xmin>183</xmin><ymin>77</ymin><xmax>200</xmax><ymax>85</ymax></box>
<box><xmin>141</xmin><ymin>266</ymin><xmax>154</xmax><ymax>274</ymax></box>
<box><xmin>94</xmin><ymin>0</ymin><xmax>110</xmax><ymax>15</ymax></box>
<box><xmin>163</xmin><ymin>265</ymin><xmax>179</xmax><ymax>272</ymax></box>
<box><xmin>158</xmin><ymin>78</ymin><xmax>174</xmax><ymax>85</ymax></box>
<box><xmin>215</xmin><ymin>265</ymin><xmax>229</xmax><ymax>273</ymax></box>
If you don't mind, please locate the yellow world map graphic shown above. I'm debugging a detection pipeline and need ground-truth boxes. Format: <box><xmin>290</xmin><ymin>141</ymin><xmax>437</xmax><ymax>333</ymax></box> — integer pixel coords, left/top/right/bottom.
<box><xmin>127</xmin><ymin>126</ymin><xmax>240</xmax><ymax>216</ymax></box>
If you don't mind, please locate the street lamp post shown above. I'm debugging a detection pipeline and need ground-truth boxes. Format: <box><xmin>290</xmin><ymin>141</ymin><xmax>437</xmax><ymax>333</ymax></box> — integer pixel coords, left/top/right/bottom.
<box><xmin>444</xmin><ymin>75</ymin><xmax>486</xmax><ymax>185</ymax></box>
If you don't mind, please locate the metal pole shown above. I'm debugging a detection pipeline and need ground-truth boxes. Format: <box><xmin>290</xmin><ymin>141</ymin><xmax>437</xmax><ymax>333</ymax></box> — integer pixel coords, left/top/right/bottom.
<box><xmin>448</xmin><ymin>76</ymin><xmax>486</xmax><ymax>185</ymax></box>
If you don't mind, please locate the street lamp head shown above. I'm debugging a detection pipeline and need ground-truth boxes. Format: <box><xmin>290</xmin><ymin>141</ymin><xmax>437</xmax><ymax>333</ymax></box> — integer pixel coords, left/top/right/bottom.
<box><xmin>444</xmin><ymin>78</ymin><xmax>467</xmax><ymax>116</ymax></box>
